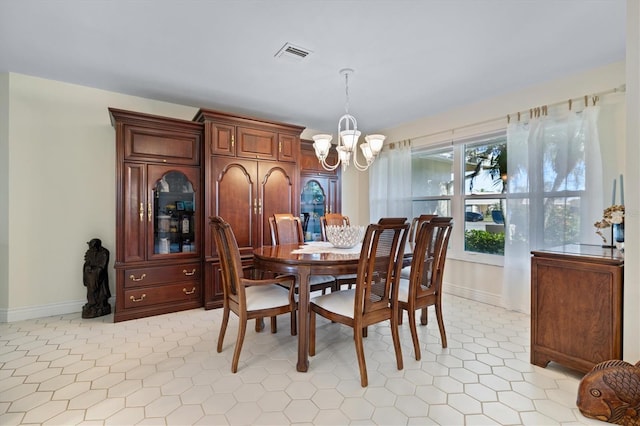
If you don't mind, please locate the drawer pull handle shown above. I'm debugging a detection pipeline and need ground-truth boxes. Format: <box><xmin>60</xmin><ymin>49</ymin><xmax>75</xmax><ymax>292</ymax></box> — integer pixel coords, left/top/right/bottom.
<box><xmin>183</xmin><ymin>287</ymin><xmax>196</xmax><ymax>295</ymax></box>
<box><xmin>183</xmin><ymin>269</ymin><xmax>196</xmax><ymax>276</ymax></box>
<box><xmin>130</xmin><ymin>294</ymin><xmax>146</xmax><ymax>302</ymax></box>
<box><xmin>129</xmin><ymin>273</ymin><xmax>146</xmax><ymax>282</ymax></box>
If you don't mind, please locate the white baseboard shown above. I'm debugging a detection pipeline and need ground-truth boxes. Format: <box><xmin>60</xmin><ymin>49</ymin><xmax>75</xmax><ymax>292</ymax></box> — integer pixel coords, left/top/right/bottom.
<box><xmin>1</xmin><ymin>286</ymin><xmax>507</xmax><ymax>323</ymax></box>
<box><xmin>444</xmin><ymin>281</ymin><xmax>504</xmax><ymax>308</ymax></box>
<box><xmin>0</xmin><ymin>297</ymin><xmax>116</xmax><ymax>322</ymax></box>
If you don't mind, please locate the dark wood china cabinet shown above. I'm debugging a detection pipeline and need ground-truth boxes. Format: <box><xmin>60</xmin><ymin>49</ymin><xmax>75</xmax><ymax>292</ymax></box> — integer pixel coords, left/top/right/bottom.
<box><xmin>109</xmin><ymin>108</ymin><xmax>204</xmax><ymax>322</ymax></box>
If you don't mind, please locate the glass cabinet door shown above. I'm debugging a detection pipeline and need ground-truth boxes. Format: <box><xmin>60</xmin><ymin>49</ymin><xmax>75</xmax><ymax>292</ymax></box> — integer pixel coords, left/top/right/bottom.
<box><xmin>152</xmin><ymin>169</ymin><xmax>197</xmax><ymax>255</ymax></box>
<box><xmin>300</xmin><ymin>180</ymin><xmax>326</xmax><ymax>241</ymax></box>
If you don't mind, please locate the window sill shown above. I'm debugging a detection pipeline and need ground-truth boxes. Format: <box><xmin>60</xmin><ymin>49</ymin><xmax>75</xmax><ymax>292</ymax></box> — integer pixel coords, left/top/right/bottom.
<box><xmin>447</xmin><ymin>250</ymin><xmax>505</xmax><ymax>267</ymax></box>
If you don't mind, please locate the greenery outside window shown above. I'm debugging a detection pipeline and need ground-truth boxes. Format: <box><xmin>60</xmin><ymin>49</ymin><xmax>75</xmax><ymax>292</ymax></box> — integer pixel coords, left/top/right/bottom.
<box><xmin>464</xmin><ymin>136</ymin><xmax>507</xmax><ymax>255</ymax></box>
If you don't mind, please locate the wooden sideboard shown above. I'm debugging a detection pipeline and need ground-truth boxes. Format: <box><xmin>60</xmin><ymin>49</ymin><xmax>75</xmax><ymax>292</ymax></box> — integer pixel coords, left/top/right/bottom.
<box><xmin>530</xmin><ymin>245</ymin><xmax>624</xmax><ymax>374</ymax></box>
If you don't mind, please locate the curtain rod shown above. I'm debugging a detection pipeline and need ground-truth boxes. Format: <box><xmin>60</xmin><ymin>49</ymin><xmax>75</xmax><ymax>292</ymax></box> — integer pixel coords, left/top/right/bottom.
<box><xmin>411</xmin><ymin>85</ymin><xmax>625</xmax><ymax>143</ymax></box>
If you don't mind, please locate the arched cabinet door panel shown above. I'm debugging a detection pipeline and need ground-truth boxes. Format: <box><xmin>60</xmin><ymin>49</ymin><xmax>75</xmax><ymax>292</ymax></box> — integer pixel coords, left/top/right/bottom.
<box><xmin>148</xmin><ymin>167</ymin><xmax>199</xmax><ymax>259</ymax></box>
<box><xmin>259</xmin><ymin>162</ymin><xmax>296</xmax><ymax>247</ymax></box>
<box><xmin>210</xmin><ymin>158</ymin><xmax>256</xmax><ymax>257</ymax></box>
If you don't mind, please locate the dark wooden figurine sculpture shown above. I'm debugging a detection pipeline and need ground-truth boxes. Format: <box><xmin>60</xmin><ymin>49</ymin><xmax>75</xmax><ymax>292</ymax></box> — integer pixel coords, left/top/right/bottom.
<box><xmin>577</xmin><ymin>359</ymin><xmax>640</xmax><ymax>425</ymax></box>
<box><xmin>82</xmin><ymin>238</ymin><xmax>111</xmax><ymax>318</ymax></box>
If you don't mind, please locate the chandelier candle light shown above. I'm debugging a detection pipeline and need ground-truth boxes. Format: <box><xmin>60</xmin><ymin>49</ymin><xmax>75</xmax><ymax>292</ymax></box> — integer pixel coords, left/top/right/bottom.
<box><xmin>313</xmin><ymin>68</ymin><xmax>385</xmax><ymax>171</ymax></box>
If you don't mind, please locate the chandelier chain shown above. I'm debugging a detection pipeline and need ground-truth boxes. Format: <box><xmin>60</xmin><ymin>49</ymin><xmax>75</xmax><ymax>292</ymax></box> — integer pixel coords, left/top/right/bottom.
<box><xmin>344</xmin><ymin>71</ymin><xmax>350</xmax><ymax>114</ymax></box>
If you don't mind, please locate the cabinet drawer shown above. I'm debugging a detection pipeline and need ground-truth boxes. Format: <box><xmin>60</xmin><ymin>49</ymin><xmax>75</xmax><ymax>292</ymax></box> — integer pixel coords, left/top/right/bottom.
<box><xmin>124</xmin><ymin>281</ymin><xmax>201</xmax><ymax>309</ymax></box>
<box><xmin>124</xmin><ymin>263</ymin><xmax>201</xmax><ymax>288</ymax></box>
<box><xmin>125</xmin><ymin>125</ymin><xmax>201</xmax><ymax>165</ymax></box>
<box><xmin>237</xmin><ymin>127</ymin><xmax>277</xmax><ymax>160</ymax></box>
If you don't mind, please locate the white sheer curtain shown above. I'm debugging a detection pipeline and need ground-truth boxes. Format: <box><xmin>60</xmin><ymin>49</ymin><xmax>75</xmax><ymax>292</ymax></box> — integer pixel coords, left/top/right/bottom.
<box><xmin>369</xmin><ymin>140</ymin><xmax>413</xmax><ymax>223</ymax></box>
<box><xmin>503</xmin><ymin>106</ymin><xmax>603</xmax><ymax>313</ymax></box>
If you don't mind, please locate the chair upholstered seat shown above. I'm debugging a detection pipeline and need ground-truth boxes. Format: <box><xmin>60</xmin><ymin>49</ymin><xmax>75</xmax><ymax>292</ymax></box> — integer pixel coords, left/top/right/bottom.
<box><xmin>309</xmin><ymin>275</ymin><xmax>337</xmax><ymax>288</ymax></box>
<box><xmin>310</xmin><ymin>289</ymin><xmax>356</xmax><ymax>318</ymax></box>
<box><xmin>245</xmin><ymin>285</ymin><xmax>292</xmax><ymax>311</ymax></box>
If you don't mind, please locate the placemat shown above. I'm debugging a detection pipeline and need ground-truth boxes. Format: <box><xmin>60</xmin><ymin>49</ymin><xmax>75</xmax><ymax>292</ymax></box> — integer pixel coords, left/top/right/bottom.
<box><xmin>291</xmin><ymin>241</ymin><xmax>362</xmax><ymax>255</ymax></box>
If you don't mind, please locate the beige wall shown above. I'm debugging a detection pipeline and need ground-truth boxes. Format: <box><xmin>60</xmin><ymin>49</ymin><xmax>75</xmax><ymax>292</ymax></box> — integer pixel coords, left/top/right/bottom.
<box><xmin>0</xmin><ymin>73</ymin><xmax>198</xmax><ymax>321</ymax></box>
<box><xmin>0</xmin><ymin>74</ymin><xmax>8</xmax><ymax>311</ymax></box>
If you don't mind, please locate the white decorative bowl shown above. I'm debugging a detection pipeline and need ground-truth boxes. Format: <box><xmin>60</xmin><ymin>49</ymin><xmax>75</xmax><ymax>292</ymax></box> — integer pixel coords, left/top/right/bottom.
<box><xmin>325</xmin><ymin>225</ymin><xmax>365</xmax><ymax>249</ymax></box>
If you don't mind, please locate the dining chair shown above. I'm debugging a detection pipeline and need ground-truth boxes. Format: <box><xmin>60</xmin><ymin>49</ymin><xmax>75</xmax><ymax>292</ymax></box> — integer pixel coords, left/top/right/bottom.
<box><xmin>270</xmin><ymin>213</ymin><xmax>338</xmax><ymax>294</ymax></box>
<box><xmin>320</xmin><ymin>213</ymin><xmax>357</xmax><ymax>290</ymax></box>
<box><xmin>397</xmin><ymin>216</ymin><xmax>453</xmax><ymax>360</ymax></box>
<box><xmin>319</xmin><ymin>213</ymin><xmax>350</xmax><ymax>240</ymax></box>
<box><xmin>408</xmin><ymin>214</ymin><xmax>438</xmax><ymax>244</ymax></box>
<box><xmin>401</xmin><ymin>214</ymin><xmax>438</xmax><ymax>279</ymax></box>
<box><xmin>210</xmin><ymin>216</ymin><xmax>297</xmax><ymax>373</ymax></box>
<box><xmin>309</xmin><ymin>220</ymin><xmax>410</xmax><ymax>387</ymax></box>
<box><xmin>377</xmin><ymin>217</ymin><xmax>409</xmax><ymax>225</ymax></box>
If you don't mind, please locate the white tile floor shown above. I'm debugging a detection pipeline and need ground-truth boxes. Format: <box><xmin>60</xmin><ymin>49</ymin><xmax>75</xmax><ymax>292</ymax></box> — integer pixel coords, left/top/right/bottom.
<box><xmin>0</xmin><ymin>294</ymin><xmax>604</xmax><ymax>425</ymax></box>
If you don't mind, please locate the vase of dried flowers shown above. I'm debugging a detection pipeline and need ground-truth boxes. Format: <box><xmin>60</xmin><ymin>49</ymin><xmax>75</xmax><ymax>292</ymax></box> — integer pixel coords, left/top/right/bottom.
<box><xmin>594</xmin><ymin>204</ymin><xmax>625</xmax><ymax>248</ymax></box>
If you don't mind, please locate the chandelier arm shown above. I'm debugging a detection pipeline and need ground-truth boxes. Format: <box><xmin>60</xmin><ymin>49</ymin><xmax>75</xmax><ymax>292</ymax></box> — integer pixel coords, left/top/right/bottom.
<box><xmin>320</xmin><ymin>155</ymin><xmax>341</xmax><ymax>171</ymax></box>
<box><xmin>351</xmin><ymin>148</ymin><xmax>372</xmax><ymax>171</ymax></box>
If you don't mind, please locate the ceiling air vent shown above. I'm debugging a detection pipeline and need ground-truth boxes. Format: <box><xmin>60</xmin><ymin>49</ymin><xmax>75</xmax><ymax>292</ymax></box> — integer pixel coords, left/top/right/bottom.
<box><xmin>275</xmin><ymin>43</ymin><xmax>312</xmax><ymax>61</ymax></box>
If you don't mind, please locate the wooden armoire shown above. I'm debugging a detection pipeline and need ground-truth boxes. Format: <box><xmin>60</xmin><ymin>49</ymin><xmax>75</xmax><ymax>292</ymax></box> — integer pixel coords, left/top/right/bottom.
<box><xmin>193</xmin><ymin>109</ymin><xmax>304</xmax><ymax>309</ymax></box>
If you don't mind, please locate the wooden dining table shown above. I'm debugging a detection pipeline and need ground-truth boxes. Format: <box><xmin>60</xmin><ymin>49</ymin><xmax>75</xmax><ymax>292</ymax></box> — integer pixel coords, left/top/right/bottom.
<box><xmin>254</xmin><ymin>240</ymin><xmax>414</xmax><ymax>372</ymax></box>
<box><xmin>253</xmin><ymin>242</ymin><xmax>362</xmax><ymax>372</ymax></box>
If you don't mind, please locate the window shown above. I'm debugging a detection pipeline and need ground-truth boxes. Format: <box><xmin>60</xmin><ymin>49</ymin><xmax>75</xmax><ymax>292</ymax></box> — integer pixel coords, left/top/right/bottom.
<box><xmin>411</xmin><ymin>147</ymin><xmax>453</xmax><ymax>218</ymax></box>
<box><xmin>412</xmin><ymin>132</ymin><xmax>507</xmax><ymax>261</ymax></box>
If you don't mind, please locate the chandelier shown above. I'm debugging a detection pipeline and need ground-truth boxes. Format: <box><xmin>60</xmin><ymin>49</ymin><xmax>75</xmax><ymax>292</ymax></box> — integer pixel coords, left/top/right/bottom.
<box><xmin>312</xmin><ymin>68</ymin><xmax>385</xmax><ymax>172</ymax></box>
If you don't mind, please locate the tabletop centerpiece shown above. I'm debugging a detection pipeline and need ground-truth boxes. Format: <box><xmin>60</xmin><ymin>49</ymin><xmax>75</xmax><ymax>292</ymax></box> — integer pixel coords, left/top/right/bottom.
<box><xmin>325</xmin><ymin>225</ymin><xmax>365</xmax><ymax>249</ymax></box>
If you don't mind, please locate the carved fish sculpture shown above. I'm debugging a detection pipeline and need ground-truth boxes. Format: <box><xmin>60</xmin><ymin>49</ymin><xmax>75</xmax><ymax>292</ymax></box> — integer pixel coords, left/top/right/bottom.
<box><xmin>577</xmin><ymin>360</ymin><xmax>640</xmax><ymax>425</ymax></box>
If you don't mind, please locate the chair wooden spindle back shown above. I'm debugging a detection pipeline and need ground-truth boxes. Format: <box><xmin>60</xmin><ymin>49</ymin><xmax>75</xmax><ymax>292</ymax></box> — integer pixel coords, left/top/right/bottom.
<box><xmin>357</xmin><ymin>222</ymin><xmax>409</xmax><ymax>318</ymax></box>
<box><xmin>211</xmin><ymin>216</ymin><xmax>243</xmax><ymax>300</ymax></box>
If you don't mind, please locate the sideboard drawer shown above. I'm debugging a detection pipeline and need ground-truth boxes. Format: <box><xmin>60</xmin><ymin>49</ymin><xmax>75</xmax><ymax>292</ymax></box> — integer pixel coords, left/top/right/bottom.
<box><xmin>124</xmin><ymin>263</ymin><xmax>201</xmax><ymax>288</ymax></box>
<box><xmin>124</xmin><ymin>281</ymin><xmax>201</xmax><ymax>309</ymax></box>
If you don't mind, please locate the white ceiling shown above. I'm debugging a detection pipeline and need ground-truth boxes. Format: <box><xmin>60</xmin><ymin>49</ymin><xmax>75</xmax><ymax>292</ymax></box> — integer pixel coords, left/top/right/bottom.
<box><xmin>0</xmin><ymin>0</ymin><xmax>626</xmax><ymax>135</ymax></box>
